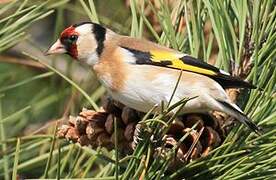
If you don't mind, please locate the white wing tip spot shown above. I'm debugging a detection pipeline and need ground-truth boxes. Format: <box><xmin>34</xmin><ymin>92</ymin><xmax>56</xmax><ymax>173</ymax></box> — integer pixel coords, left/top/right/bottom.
<box><xmin>219</xmin><ymin>69</ymin><xmax>230</xmax><ymax>75</ymax></box>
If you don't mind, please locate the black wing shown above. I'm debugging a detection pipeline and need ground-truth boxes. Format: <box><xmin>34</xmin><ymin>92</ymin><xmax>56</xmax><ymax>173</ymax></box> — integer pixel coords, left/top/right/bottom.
<box><xmin>122</xmin><ymin>46</ymin><xmax>256</xmax><ymax>89</ymax></box>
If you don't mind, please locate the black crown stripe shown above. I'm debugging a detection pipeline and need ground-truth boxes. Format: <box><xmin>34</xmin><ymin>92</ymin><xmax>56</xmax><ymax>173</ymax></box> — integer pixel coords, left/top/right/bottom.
<box><xmin>92</xmin><ymin>23</ymin><xmax>106</xmax><ymax>56</ymax></box>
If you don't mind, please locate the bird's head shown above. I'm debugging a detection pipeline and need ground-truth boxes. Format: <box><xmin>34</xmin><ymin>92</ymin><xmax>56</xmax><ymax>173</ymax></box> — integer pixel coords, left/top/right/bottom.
<box><xmin>46</xmin><ymin>22</ymin><xmax>107</xmax><ymax>65</ymax></box>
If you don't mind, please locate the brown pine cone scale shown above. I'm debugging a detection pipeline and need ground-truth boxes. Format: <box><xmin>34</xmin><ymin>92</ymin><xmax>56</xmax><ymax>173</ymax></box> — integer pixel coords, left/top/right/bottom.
<box><xmin>57</xmin><ymin>98</ymin><xmax>227</xmax><ymax>163</ymax></box>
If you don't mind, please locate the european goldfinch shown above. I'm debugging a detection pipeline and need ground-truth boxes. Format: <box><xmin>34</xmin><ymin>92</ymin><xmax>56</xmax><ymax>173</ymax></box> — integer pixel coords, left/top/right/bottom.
<box><xmin>46</xmin><ymin>22</ymin><xmax>261</xmax><ymax>135</ymax></box>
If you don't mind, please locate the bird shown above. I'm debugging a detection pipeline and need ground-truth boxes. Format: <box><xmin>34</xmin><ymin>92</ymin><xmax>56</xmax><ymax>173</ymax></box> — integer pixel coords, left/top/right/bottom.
<box><xmin>45</xmin><ymin>22</ymin><xmax>261</xmax><ymax>135</ymax></box>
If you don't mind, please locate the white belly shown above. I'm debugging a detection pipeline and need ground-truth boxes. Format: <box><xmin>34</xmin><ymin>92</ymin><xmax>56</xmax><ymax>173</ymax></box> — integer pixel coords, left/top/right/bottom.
<box><xmin>106</xmin><ymin>65</ymin><xmax>218</xmax><ymax>113</ymax></box>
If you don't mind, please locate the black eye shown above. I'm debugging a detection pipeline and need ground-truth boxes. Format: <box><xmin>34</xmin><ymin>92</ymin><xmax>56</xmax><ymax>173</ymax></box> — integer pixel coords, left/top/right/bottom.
<box><xmin>68</xmin><ymin>35</ymin><xmax>78</xmax><ymax>43</ymax></box>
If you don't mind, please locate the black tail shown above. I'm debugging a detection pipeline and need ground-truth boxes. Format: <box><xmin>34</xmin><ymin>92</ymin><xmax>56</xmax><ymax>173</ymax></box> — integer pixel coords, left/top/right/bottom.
<box><xmin>210</xmin><ymin>73</ymin><xmax>256</xmax><ymax>89</ymax></box>
<box><xmin>217</xmin><ymin>100</ymin><xmax>262</xmax><ymax>135</ymax></box>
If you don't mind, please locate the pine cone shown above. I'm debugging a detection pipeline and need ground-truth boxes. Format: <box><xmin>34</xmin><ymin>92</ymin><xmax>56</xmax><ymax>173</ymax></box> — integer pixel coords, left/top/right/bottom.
<box><xmin>152</xmin><ymin>114</ymin><xmax>224</xmax><ymax>164</ymax></box>
<box><xmin>57</xmin><ymin>96</ymin><xmax>226</xmax><ymax>163</ymax></box>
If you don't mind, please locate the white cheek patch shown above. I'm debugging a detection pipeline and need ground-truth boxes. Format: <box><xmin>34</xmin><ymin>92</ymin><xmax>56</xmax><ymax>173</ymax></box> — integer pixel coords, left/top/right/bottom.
<box><xmin>76</xmin><ymin>30</ymin><xmax>99</xmax><ymax>65</ymax></box>
<box><xmin>84</xmin><ymin>52</ymin><xmax>99</xmax><ymax>65</ymax></box>
<box><xmin>75</xmin><ymin>24</ymin><xmax>93</xmax><ymax>34</ymax></box>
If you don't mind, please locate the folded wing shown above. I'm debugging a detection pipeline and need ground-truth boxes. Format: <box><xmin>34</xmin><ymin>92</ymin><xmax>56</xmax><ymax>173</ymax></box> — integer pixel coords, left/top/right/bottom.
<box><xmin>122</xmin><ymin>46</ymin><xmax>256</xmax><ymax>89</ymax></box>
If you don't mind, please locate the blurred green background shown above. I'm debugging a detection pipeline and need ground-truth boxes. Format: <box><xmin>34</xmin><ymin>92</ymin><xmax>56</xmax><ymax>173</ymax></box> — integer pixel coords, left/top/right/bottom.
<box><xmin>0</xmin><ymin>0</ymin><xmax>132</xmax><ymax>130</ymax></box>
<box><xmin>0</xmin><ymin>0</ymin><xmax>275</xmax><ymax>179</ymax></box>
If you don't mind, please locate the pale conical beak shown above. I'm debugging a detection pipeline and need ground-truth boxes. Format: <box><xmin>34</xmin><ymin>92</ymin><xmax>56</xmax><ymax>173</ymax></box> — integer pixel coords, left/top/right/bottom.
<box><xmin>44</xmin><ymin>39</ymin><xmax>66</xmax><ymax>55</ymax></box>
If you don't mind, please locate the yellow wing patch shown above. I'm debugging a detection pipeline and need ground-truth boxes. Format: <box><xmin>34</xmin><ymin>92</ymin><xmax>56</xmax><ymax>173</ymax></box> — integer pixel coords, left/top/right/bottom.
<box><xmin>150</xmin><ymin>51</ymin><xmax>217</xmax><ymax>76</ymax></box>
<box><xmin>168</xmin><ymin>59</ymin><xmax>217</xmax><ymax>75</ymax></box>
<box><xmin>151</xmin><ymin>50</ymin><xmax>183</xmax><ymax>60</ymax></box>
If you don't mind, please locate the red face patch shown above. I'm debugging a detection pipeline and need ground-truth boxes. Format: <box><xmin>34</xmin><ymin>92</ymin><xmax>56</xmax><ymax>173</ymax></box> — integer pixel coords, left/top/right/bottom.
<box><xmin>60</xmin><ymin>26</ymin><xmax>79</xmax><ymax>59</ymax></box>
<box><xmin>61</xmin><ymin>26</ymin><xmax>76</xmax><ymax>38</ymax></box>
